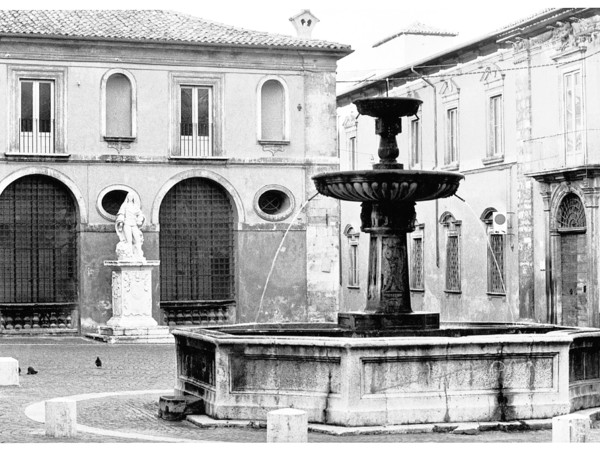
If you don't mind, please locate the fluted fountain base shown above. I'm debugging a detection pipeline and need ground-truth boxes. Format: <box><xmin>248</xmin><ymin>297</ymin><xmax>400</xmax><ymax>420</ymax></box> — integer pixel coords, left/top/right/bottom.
<box><xmin>338</xmin><ymin>311</ymin><xmax>439</xmax><ymax>332</ymax></box>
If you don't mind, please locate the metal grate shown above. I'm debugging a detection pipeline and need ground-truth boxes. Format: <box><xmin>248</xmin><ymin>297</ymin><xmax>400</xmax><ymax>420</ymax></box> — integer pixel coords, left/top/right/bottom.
<box><xmin>558</xmin><ymin>193</ymin><xmax>586</xmax><ymax>229</ymax></box>
<box><xmin>0</xmin><ymin>175</ymin><xmax>77</xmax><ymax>309</ymax></box>
<box><xmin>445</xmin><ymin>235</ymin><xmax>461</xmax><ymax>292</ymax></box>
<box><xmin>159</xmin><ymin>178</ymin><xmax>234</xmax><ymax>306</ymax></box>
<box><xmin>410</xmin><ymin>237</ymin><xmax>424</xmax><ymax>290</ymax></box>
<box><xmin>487</xmin><ymin>234</ymin><xmax>505</xmax><ymax>294</ymax></box>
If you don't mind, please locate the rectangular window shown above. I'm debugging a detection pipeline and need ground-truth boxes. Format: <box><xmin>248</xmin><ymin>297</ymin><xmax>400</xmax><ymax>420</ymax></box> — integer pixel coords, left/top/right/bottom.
<box><xmin>410</xmin><ymin>118</ymin><xmax>420</xmax><ymax>167</ymax></box>
<box><xmin>19</xmin><ymin>79</ymin><xmax>54</xmax><ymax>153</ymax></box>
<box><xmin>445</xmin><ymin>234</ymin><xmax>461</xmax><ymax>292</ymax></box>
<box><xmin>410</xmin><ymin>236</ymin><xmax>424</xmax><ymax>290</ymax></box>
<box><xmin>488</xmin><ymin>94</ymin><xmax>503</xmax><ymax>157</ymax></box>
<box><xmin>564</xmin><ymin>69</ymin><xmax>583</xmax><ymax>153</ymax></box>
<box><xmin>488</xmin><ymin>234</ymin><xmax>505</xmax><ymax>294</ymax></box>
<box><xmin>180</xmin><ymin>86</ymin><xmax>212</xmax><ymax>157</ymax></box>
<box><xmin>445</xmin><ymin>107</ymin><xmax>458</xmax><ymax>165</ymax></box>
<box><xmin>348</xmin><ymin>136</ymin><xmax>357</xmax><ymax>170</ymax></box>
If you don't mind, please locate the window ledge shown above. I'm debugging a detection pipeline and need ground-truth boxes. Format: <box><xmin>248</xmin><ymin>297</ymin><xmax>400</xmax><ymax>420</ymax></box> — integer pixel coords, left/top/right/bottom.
<box><xmin>347</xmin><ymin>285</ymin><xmax>360</xmax><ymax>290</ymax></box>
<box><xmin>169</xmin><ymin>155</ymin><xmax>228</xmax><ymax>161</ymax></box>
<box><xmin>441</xmin><ymin>163</ymin><xmax>459</xmax><ymax>171</ymax></box>
<box><xmin>103</xmin><ymin>136</ymin><xmax>136</xmax><ymax>143</ymax></box>
<box><xmin>410</xmin><ymin>288</ymin><xmax>425</xmax><ymax>293</ymax></box>
<box><xmin>482</xmin><ymin>155</ymin><xmax>505</xmax><ymax>166</ymax></box>
<box><xmin>5</xmin><ymin>152</ymin><xmax>70</xmax><ymax>158</ymax></box>
<box><xmin>444</xmin><ymin>290</ymin><xmax>462</xmax><ymax>295</ymax></box>
<box><xmin>258</xmin><ymin>140</ymin><xmax>290</xmax><ymax>146</ymax></box>
<box><xmin>487</xmin><ymin>292</ymin><xmax>506</xmax><ymax>298</ymax></box>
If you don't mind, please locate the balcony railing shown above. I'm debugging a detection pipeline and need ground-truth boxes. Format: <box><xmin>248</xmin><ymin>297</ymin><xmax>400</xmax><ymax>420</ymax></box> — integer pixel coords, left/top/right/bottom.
<box><xmin>179</xmin><ymin>122</ymin><xmax>212</xmax><ymax>157</ymax></box>
<box><xmin>19</xmin><ymin>118</ymin><xmax>55</xmax><ymax>154</ymax></box>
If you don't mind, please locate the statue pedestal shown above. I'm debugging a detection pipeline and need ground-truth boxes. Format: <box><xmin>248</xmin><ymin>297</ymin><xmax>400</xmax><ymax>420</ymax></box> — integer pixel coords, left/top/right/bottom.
<box><xmin>93</xmin><ymin>260</ymin><xmax>174</xmax><ymax>344</ymax></box>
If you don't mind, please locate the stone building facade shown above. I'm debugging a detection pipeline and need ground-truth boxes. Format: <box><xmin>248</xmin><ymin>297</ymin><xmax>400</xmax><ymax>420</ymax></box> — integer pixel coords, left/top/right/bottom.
<box><xmin>0</xmin><ymin>10</ymin><xmax>350</xmax><ymax>334</ymax></box>
<box><xmin>336</xmin><ymin>7</ymin><xmax>600</xmax><ymax>327</ymax></box>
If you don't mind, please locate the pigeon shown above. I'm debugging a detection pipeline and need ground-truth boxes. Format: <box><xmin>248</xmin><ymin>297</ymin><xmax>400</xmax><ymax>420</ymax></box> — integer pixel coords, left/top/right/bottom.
<box><xmin>18</xmin><ymin>367</ymin><xmax>21</xmax><ymax>375</ymax></box>
<box><xmin>95</xmin><ymin>357</ymin><xmax>102</xmax><ymax>368</ymax></box>
<box><xmin>27</xmin><ymin>367</ymin><xmax>37</xmax><ymax>375</ymax></box>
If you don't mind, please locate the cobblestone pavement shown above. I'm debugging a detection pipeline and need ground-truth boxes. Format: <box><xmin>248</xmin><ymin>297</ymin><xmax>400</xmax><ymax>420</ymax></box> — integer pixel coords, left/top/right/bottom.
<box><xmin>1</xmin><ymin>336</ymin><xmax>600</xmax><ymax>443</ymax></box>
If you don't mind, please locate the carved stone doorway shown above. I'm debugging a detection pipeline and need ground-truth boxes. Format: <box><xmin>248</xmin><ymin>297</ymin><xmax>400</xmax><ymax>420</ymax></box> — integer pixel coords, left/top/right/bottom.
<box><xmin>557</xmin><ymin>193</ymin><xmax>588</xmax><ymax>327</ymax></box>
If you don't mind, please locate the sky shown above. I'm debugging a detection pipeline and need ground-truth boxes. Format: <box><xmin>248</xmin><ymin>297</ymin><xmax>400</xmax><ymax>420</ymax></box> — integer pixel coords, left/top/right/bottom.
<box><xmin>5</xmin><ymin>0</ymin><xmax>588</xmax><ymax>52</ymax></box>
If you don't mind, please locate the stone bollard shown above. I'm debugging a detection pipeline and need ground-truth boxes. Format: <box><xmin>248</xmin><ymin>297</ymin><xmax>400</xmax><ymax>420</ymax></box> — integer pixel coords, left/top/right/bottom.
<box><xmin>552</xmin><ymin>413</ymin><xmax>590</xmax><ymax>442</ymax></box>
<box><xmin>45</xmin><ymin>399</ymin><xmax>77</xmax><ymax>438</ymax></box>
<box><xmin>0</xmin><ymin>357</ymin><xmax>19</xmax><ymax>386</ymax></box>
<box><xmin>267</xmin><ymin>408</ymin><xmax>308</xmax><ymax>443</ymax></box>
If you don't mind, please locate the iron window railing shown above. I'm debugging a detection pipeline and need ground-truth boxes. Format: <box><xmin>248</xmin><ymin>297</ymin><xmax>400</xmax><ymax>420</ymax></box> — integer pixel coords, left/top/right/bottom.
<box><xmin>179</xmin><ymin>122</ymin><xmax>212</xmax><ymax>157</ymax></box>
<box><xmin>19</xmin><ymin>118</ymin><xmax>55</xmax><ymax>154</ymax></box>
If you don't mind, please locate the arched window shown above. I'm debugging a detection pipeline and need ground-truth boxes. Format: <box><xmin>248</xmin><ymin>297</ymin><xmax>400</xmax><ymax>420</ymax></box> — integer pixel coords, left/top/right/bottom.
<box><xmin>557</xmin><ymin>193</ymin><xmax>586</xmax><ymax>230</ymax></box>
<box><xmin>102</xmin><ymin>70</ymin><xmax>136</xmax><ymax>139</ymax></box>
<box><xmin>481</xmin><ymin>207</ymin><xmax>505</xmax><ymax>295</ymax></box>
<box><xmin>344</xmin><ymin>224</ymin><xmax>360</xmax><ymax>288</ymax></box>
<box><xmin>258</xmin><ymin>78</ymin><xmax>288</xmax><ymax>142</ymax></box>
<box><xmin>440</xmin><ymin>212</ymin><xmax>461</xmax><ymax>293</ymax></box>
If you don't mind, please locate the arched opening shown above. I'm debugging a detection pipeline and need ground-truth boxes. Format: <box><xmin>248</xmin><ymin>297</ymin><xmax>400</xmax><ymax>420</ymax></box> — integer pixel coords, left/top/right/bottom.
<box><xmin>0</xmin><ymin>175</ymin><xmax>78</xmax><ymax>331</ymax></box>
<box><xmin>159</xmin><ymin>177</ymin><xmax>235</xmax><ymax>326</ymax></box>
<box><xmin>557</xmin><ymin>193</ymin><xmax>587</xmax><ymax>326</ymax></box>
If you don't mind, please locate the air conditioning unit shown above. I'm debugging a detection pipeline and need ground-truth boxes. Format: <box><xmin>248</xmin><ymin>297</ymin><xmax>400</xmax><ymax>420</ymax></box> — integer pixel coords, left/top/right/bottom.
<box><xmin>491</xmin><ymin>212</ymin><xmax>508</xmax><ymax>234</ymax></box>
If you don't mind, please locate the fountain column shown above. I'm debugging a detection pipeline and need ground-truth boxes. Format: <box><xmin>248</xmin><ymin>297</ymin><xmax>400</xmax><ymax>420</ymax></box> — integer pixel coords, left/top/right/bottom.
<box><xmin>361</xmin><ymin>201</ymin><xmax>416</xmax><ymax>314</ymax></box>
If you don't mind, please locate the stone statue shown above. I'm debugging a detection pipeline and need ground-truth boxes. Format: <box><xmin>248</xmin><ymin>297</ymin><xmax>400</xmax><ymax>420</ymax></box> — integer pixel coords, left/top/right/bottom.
<box><xmin>115</xmin><ymin>193</ymin><xmax>146</xmax><ymax>261</ymax></box>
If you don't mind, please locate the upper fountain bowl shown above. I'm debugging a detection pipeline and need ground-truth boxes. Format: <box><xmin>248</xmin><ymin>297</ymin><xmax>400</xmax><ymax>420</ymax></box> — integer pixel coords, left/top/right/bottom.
<box><xmin>312</xmin><ymin>169</ymin><xmax>464</xmax><ymax>203</ymax></box>
<box><xmin>354</xmin><ymin>97</ymin><xmax>422</xmax><ymax>118</ymax></box>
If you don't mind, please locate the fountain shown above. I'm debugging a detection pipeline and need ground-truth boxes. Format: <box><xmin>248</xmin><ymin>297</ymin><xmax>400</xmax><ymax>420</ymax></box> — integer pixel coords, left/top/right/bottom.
<box><xmin>172</xmin><ymin>98</ymin><xmax>600</xmax><ymax>427</ymax></box>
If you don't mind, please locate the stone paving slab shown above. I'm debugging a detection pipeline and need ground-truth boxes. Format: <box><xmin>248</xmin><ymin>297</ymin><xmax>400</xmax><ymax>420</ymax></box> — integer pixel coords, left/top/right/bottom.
<box><xmin>1</xmin><ymin>336</ymin><xmax>600</xmax><ymax>443</ymax></box>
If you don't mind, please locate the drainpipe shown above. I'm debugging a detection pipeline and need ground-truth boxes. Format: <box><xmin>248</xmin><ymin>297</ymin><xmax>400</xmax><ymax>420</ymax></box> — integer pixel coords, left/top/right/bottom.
<box><xmin>411</xmin><ymin>67</ymin><xmax>440</xmax><ymax>267</ymax></box>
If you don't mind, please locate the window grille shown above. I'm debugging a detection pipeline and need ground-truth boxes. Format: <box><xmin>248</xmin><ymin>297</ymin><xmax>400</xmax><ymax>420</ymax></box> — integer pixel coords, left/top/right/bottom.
<box><xmin>410</xmin><ymin>236</ymin><xmax>424</xmax><ymax>290</ymax></box>
<box><xmin>488</xmin><ymin>234</ymin><xmax>505</xmax><ymax>294</ymax></box>
<box><xmin>445</xmin><ymin>234</ymin><xmax>461</xmax><ymax>292</ymax></box>
<box><xmin>0</xmin><ymin>175</ymin><xmax>77</xmax><ymax>329</ymax></box>
<box><xmin>159</xmin><ymin>178</ymin><xmax>234</xmax><ymax>306</ymax></box>
<box><xmin>348</xmin><ymin>238</ymin><xmax>359</xmax><ymax>287</ymax></box>
<box><xmin>558</xmin><ymin>194</ymin><xmax>586</xmax><ymax>229</ymax></box>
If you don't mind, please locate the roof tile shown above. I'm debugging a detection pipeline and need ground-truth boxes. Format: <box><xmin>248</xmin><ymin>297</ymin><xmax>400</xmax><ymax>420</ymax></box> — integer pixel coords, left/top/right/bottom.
<box><xmin>0</xmin><ymin>10</ymin><xmax>350</xmax><ymax>50</ymax></box>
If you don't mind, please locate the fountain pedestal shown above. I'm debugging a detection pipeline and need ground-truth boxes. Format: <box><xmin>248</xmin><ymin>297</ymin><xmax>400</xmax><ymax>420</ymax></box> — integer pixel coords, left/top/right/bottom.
<box><xmin>94</xmin><ymin>260</ymin><xmax>174</xmax><ymax>344</ymax></box>
<box><xmin>338</xmin><ymin>200</ymin><xmax>439</xmax><ymax>331</ymax></box>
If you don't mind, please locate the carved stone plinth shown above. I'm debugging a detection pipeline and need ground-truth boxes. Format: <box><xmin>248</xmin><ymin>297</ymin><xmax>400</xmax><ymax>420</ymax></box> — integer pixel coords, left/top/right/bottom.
<box><xmin>91</xmin><ymin>260</ymin><xmax>174</xmax><ymax>344</ymax></box>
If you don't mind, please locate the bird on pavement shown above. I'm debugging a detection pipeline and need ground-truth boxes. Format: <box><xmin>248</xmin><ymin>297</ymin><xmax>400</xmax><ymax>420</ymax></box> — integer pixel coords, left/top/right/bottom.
<box><xmin>95</xmin><ymin>357</ymin><xmax>102</xmax><ymax>368</ymax></box>
<box><xmin>18</xmin><ymin>367</ymin><xmax>21</xmax><ymax>375</ymax></box>
<box><xmin>27</xmin><ymin>367</ymin><xmax>37</xmax><ymax>375</ymax></box>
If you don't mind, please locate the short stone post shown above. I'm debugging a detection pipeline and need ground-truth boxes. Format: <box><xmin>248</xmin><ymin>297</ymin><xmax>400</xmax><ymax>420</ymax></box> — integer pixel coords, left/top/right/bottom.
<box><xmin>45</xmin><ymin>399</ymin><xmax>77</xmax><ymax>438</ymax></box>
<box><xmin>267</xmin><ymin>408</ymin><xmax>308</xmax><ymax>443</ymax></box>
<box><xmin>552</xmin><ymin>413</ymin><xmax>590</xmax><ymax>442</ymax></box>
<box><xmin>0</xmin><ymin>357</ymin><xmax>19</xmax><ymax>386</ymax></box>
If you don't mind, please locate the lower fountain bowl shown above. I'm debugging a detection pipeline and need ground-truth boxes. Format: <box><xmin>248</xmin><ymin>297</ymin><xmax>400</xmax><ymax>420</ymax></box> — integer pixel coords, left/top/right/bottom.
<box><xmin>173</xmin><ymin>322</ymin><xmax>600</xmax><ymax>426</ymax></box>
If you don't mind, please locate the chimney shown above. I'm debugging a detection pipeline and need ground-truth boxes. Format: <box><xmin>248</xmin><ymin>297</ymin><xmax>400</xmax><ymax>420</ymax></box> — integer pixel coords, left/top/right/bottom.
<box><xmin>289</xmin><ymin>10</ymin><xmax>319</xmax><ymax>39</ymax></box>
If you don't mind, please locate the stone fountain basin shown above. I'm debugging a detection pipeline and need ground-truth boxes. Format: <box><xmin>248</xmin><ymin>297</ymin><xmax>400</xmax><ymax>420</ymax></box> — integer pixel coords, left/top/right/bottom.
<box><xmin>312</xmin><ymin>169</ymin><xmax>464</xmax><ymax>202</ymax></box>
<box><xmin>173</xmin><ymin>323</ymin><xmax>600</xmax><ymax>426</ymax></box>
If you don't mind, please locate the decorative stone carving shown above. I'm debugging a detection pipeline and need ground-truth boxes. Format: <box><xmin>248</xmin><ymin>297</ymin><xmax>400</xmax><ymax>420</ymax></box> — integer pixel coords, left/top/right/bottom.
<box><xmin>115</xmin><ymin>193</ymin><xmax>146</xmax><ymax>262</ymax></box>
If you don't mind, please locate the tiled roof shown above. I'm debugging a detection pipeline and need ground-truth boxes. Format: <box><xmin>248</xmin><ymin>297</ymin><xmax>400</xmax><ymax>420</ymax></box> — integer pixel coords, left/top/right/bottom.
<box><xmin>0</xmin><ymin>10</ymin><xmax>350</xmax><ymax>51</ymax></box>
<box><xmin>373</xmin><ymin>21</ymin><xmax>457</xmax><ymax>47</ymax></box>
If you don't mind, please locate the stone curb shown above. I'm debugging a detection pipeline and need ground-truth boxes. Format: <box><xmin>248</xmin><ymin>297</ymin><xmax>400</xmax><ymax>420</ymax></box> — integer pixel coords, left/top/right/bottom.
<box><xmin>187</xmin><ymin>409</ymin><xmax>600</xmax><ymax>436</ymax></box>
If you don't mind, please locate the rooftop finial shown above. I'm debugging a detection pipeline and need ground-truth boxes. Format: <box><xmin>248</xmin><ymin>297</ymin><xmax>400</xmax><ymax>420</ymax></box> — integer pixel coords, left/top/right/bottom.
<box><xmin>289</xmin><ymin>10</ymin><xmax>319</xmax><ymax>39</ymax></box>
